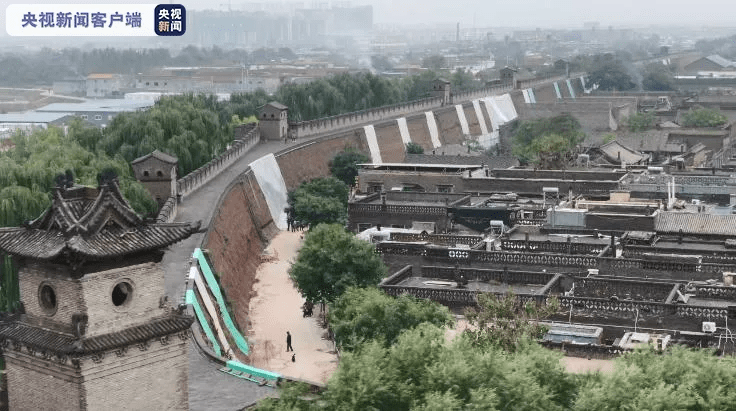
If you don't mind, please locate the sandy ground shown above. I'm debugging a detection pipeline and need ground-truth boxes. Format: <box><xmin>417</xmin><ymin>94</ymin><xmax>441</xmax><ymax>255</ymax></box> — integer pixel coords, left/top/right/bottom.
<box><xmin>245</xmin><ymin>229</ymin><xmax>611</xmax><ymax>387</ymax></box>
<box><xmin>246</xmin><ymin>230</ymin><xmax>339</xmax><ymax>385</ymax></box>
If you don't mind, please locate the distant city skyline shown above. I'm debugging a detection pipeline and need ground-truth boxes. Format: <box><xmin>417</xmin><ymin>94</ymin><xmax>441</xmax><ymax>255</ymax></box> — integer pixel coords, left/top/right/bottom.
<box><xmin>2</xmin><ymin>0</ymin><xmax>736</xmax><ymax>30</ymax></box>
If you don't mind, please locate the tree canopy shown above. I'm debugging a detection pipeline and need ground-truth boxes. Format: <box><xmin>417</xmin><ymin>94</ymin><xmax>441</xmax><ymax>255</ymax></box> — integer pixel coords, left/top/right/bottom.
<box><xmin>405</xmin><ymin>142</ymin><xmax>424</xmax><ymax>154</ymax></box>
<box><xmin>588</xmin><ymin>55</ymin><xmax>636</xmax><ymax>91</ymax></box>
<box><xmin>627</xmin><ymin>112</ymin><xmax>656</xmax><ymax>132</ymax></box>
<box><xmin>512</xmin><ymin>114</ymin><xmax>585</xmax><ymax>168</ymax></box>
<box><xmin>289</xmin><ymin>224</ymin><xmax>386</xmax><ymax>304</ymax></box>
<box><xmin>328</xmin><ymin>287</ymin><xmax>454</xmax><ymax>352</ymax></box>
<box><xmin>0</xmin><ymin>126</ymin><xmax>157</xmax><ymax>313</ymax></box>
<box><xmin>287</xmin><ymin>177</ymin><xmax>349</xmax><ymax>227</ymax></box>
<box><xmin>642</xmin><ymin>63</ymin><xmax>674</xmax><ymax>91</ymax></box>
<box><xmin>257</xmin><ymin>323</ymin><xmax>577</xmax><ymax>411</ymax></box>
<box><xmin>465</xmin><ymin>292</ymin><xmax>559</xmax><ymax>352</ymax></box>
<box><xmin>258</xmin><ymin>321</ymin><xmax>736</xmax><ymax>410</ymax></box>
<box><xmin>330</xmin><ymin>148</ymin><xmax>371</xmax><ymax>186</ymax></box>
<box><xmin>681</xmin><ymin>107</ymin><xmax>728</xmax><ymax>128</ymax></box>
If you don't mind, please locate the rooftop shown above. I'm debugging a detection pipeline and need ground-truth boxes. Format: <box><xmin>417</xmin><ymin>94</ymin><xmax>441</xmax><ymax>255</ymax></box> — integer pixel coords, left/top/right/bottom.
<box><xmin>0</xmin><ymin>178</ymin><xmax>199</xmax><ymax>266</ymax></box>
<box><xmin>36</xmin><ymin>99</ymin><xmax>155</xmax><ymax>113</ymax></box>
<box><xmin>132</xmin><ymin>149</ymin><xmax>178</xmax><ymax>165</ymax></box>
<box><xmin>0</xmin><ymin>112</ymin><xmax>75</xmax><ymax>123</ymax></box>
<box><xmin>0</xmin><ymin>314</ymin><xmax>193</xmax><ymax>356</ymax></box>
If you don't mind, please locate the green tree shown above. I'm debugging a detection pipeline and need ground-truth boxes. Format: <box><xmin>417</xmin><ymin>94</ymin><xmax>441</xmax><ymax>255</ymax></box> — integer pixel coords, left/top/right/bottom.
<box><xmin>329</xmin><ymin>148</ymin><xmax>370</xmax><ymax>186</ymax></box>
<box><xmin>464</xmin><ymin>291</ymin><xmax>559</xmax><ymax>352</ymax></box>
<box><xmin>288</xmin><ymin>177</ymin><xmax>349</xmax><ymax>227</ymax></box>
<box><xmin>512</xmin><ymin>114</ymin><xmax>585</xmax><ymax>167</ymax></box>
<box><xmin>259</xmin><ymin>323</ymin><xmax>576</xmax><ymax>410</ymax></box>
<box><xmin>405</xmin><ymin>142</ymin><xmax>424</xmax><ymax>154</ymax></box>
<box><xmin>588</xmin><ymin>56</ymin><xmax>636</xmax><ymax>91</ymax></box>
<box><xmin>289</xmin><ymin>224</ymin><xmax>387</xmax><ymax>305</ymax></box>
<box><xmin>642</xmin><ymin>63</ymin><xmax>674</xmax><ymax>91</ymax></box>
<box><xmin>573</xmin><ymin>346</ymin><xmax>736</xmax><ymax>411</ymax></box>
<box><xmin>627</xmin><ymin>112</ymin><xmax>656</xmax><ymax>132</ymax></box>
<box><xmin>329</xmin><ymin>287</ymin><xmax>454</xmax><ymax>351</ymax></box>
<box><xmin>681</xmin><ymin>107</ymin><xmax>728</xmax><ymax>128</ymax></box>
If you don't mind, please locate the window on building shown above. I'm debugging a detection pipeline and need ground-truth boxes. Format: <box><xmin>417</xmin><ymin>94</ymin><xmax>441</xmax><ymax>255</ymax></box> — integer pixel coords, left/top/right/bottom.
<box><xmin>358</xmin><ymin>223</ymin><xmax>372</xmax><ymax>232</ymax></box>
<box><xmin>368</xmin><ymin>183</ymin><xmax>383</xmax><ymax>193</ymax></box>
<box><xmin>80</xmin><ymin>115</ymin><xmax>88</xmax><ymax>120</ymax></box>
<box><xmin>157</xmin><ymin>170</ymin><xmax>164</xmax><ymax>177</ymax></box>
<box><xmin>154</xmin><ymin>82</ymin><xmax>159</xmax><ymax>86</ymax></box>
<box><xmin>146</xmin><ymin>82</ymin><xmax>150</xmax><ymax>86</ymax></box>
<box><xmin>437</xmin><ymin>185</ymin><xmax>454</xmax><ymax>193</ymax></box>
<box><xmin>38</xmin><ymin>283</ymin><xmax>57</xmax><ymax>315</ymax></box>
<box><xmin>94</xmin><ymin>114</ymin><xmax>102</xmax><ymax>121</ymax></box>
<box><xmin>111</xmin><ymin>281</ymin><xmax>134</xmax><ymax>307</ymax></box>
<box><xmin>143</xmin><ymin>171</ymin><xmax>149</xmax><ymax>177</ymax></box>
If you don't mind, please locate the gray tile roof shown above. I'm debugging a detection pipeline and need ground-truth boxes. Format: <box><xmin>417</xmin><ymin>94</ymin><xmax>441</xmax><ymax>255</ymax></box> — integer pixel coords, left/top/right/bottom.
<box><xmin>0</xmin><ymin>181</ymin><xmax>199</xmax><ymax>263</ymax></box>
<box><xmin>0</xmin><ymin>314</ymin><xmax>193</xmax><ymax>356</ymax></box>
<box><xmin>0</xmin><ymin>112</ymin><xmax>75</xmax><ymax>123</ymax></box>
<box><xmin>131</xmin><ymin>149</ymin><xmax>178</xmax><ymax>165</ymax></box>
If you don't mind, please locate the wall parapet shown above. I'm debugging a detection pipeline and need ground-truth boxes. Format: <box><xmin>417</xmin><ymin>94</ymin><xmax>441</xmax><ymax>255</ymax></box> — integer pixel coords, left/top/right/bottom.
<box><xmin>452</xmin><ymin>84</ymin><xmax>514</xmax><ymax>104</ymax></box>
<box><xmin>176</xmin><ymin>123</ymin><xmax>260</xmax><ymax>198</ymax></box>
<box><xmin>289</xmin><ymin>97</ymin><xmax>443</xmax><ymax>139</ymax></box>
<box><xmin>156</xmin><ymin>195</ymin><xmax>178</xmax><ymax>222</ymax></box>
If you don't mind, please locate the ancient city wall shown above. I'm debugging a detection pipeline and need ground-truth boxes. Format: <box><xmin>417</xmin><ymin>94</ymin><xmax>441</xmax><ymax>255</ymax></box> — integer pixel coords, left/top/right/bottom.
<box><xmin>201</xmin><ymin>171</ymin><xmax>278</xmax><ymax>333</ymax></box>
<box><xmin>275</xmin><ymin>129</ymin><xmax>366</xmax><ymax>190</ymax></box>
<box><xmin>290</xmin><ymin>97</ymin><xmax>443</xmax><ymax>139</ymax></box>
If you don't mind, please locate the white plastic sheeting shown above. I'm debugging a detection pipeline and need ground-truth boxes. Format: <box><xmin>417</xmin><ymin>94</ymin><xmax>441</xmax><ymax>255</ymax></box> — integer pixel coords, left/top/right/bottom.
<box><xmin>553</xmin><ymin>82</ymin><xmax>562</xmax><ymax>99</ymax></box>
<box><xmin>455</xmin><ymin>104</ymin><xmax>470</xmax><ymax>136</ymax></box>
<box><xmin>425</xmin><ymin>111</ymin><xmax>442</xmax><ymax>148</ymax></box>
<box><xmin>494</xmin><ymin>94</ymin><xmax>518</xmax><ymax>121</ymax></box>
<box><xmin>250</xmin><ymin>153</ymin><xmax>289</xmax><ymax>230</ymax></box>
<box><xmin>528</xmin><ymin>88</ymin><xmax>537</xmax><ymax>104</ymax></box>
<box><xmin>566</xmin><ymin>79</ymin><xmax>576</xmax><ymax>99</ymax></box>
<box><xmin>522</xmin><ymin>89</ymin><xmax>530</xmax><ymax>104</ymax></box>
<box><xmin>471</xmin><ymin>100</ymin><xmax>489</xmax><ymax>136</ymax></box>
<box><xmin>397</xmin><ymin>117</ymin><xmax>412</xmax><ymax>145</ymax></box>
<box><xmin>363</xmin><ymin>124</ymin><xmax>383</xmax><ymax>163</ymax></box>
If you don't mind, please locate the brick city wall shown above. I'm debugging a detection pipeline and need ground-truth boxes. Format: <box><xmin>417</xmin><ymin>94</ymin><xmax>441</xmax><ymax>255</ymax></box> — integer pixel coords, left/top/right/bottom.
<box><xmin>203</xmin><ymin>172</ymin><xmax>278</xmax><ymax>333</ymax></box>
<box><xmin>83</xmin><ymin>337</ymin><xmax>189</xmax><ymax>411</ymax></box>
<box><xmin>373</xmin><ymin>120</ymin><xmax>407</xmax><ymax>163</ymax></box>
<box><xmin>436</xmin><ymin>106</ymin><xmax>467</xmax><ymax>145</ymax></box>
<box><xmin>275</xmin><ymin>129</ymin><xmax>366</xmax><ymax>190</ymax></box>
<box><xmin>462</xmin><ymin>103</ymin><xmax>483</xmax><ymax>136</ymax></box>
<box><xmin>404</xmin><ymin>112</ymin><xmax>434</xmax><ymax>153</ymax></box>
<box><xmin>5</xmin><ymin>350</ymin><xmax>83</xmax><ymax>411</ymax></box>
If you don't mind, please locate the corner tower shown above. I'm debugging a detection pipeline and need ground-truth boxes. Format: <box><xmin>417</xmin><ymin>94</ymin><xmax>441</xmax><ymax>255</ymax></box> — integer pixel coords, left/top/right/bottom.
<box><xmin>0</xmin><ymin>175</ymin><xmax>200</xmax><ymax>410</ymax></box>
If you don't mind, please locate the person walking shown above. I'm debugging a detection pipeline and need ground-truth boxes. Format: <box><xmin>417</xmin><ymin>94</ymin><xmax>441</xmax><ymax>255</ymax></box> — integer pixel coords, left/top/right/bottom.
<box><xmin>286</xmin><ymin>331</ymin><xmax>293</xmax><ymax>352</ymax></box>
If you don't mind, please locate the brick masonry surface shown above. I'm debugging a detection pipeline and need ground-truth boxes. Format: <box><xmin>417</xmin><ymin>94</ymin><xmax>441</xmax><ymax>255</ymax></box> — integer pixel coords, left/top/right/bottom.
<box><xmin>5</xmin><ymin>336</ymin><xmax>188</xmax><ymax>410</ymax></box>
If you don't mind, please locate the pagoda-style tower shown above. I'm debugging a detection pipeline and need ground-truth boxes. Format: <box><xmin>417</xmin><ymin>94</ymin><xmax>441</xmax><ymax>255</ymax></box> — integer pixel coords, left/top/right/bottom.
<box><xmin>0</xmin><ymin>175</ymin><xmax>200</xmax><ymax>410</ymax></box>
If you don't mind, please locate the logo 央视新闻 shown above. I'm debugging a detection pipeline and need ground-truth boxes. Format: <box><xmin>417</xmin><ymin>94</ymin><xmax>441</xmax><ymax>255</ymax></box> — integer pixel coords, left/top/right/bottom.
<box><xmin>154</xmin><ymin>4</ymin><xmax>185</xmax><ymax>36</ymax></box>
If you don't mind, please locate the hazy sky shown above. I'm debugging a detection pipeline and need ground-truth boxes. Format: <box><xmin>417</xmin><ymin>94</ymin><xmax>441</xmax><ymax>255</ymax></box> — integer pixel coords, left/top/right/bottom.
<box><xmin>2</xmin><ymin>0</ymin><xmax>735</xmax><ymax>30</ymax></box>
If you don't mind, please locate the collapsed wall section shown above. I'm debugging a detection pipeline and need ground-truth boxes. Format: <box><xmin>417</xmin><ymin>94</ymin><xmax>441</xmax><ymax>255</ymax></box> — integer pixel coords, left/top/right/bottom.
<box><xmin>201</xmin><ymin>172</ymin><xmax>277</xmax><ymax>334</ymax></box>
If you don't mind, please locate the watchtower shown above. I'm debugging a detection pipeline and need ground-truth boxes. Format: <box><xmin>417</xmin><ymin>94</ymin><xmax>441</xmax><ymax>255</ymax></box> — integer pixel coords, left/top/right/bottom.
<box><xmin>432</xmin><ymin>78</ymin><xmax>452</xmax><ymax>105</ymax></box>
<box><xmin>0</xmin><ymin>174</ymin><xmax>200</xmax><ymax>411</ymax></box>
<box><xmin>259</xmin><ymin>101</ymin><xmax>289</xmax><ymax>141</ymax></box>
<box><xmin>500</xmin><ymin>66</ymin><xmax>518</xmax><ymax>87</ymax></box>
<box><xmin>131</xmin><ymin>149</ymin><xmax>178</xmax><ymax>208</ymax></box>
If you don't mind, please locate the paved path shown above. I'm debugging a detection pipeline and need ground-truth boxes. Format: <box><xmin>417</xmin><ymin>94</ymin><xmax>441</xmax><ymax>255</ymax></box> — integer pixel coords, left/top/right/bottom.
<box><xmin>159</xmin><ymin>139</ymin><xmax>298</xmax><ymax>410</ymax></box>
